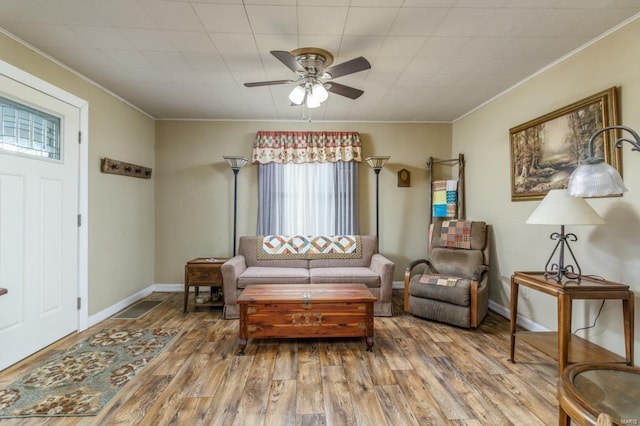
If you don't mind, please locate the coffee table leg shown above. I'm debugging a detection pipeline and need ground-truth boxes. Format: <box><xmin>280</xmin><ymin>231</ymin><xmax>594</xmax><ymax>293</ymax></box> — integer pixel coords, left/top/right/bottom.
<box><xmin>366</xmin><ymin>336</ymin><xmax>374</xmax><ymax>352</ymax></box>
<box><xmin>238</xmin><ymin>338</ymin><xmax>247</xmax><ymax>356</ymax></box>
<box><xmin>238</xmin><ymin>304</ymin><xmax>247</xmax><ymax>355</ymax></box>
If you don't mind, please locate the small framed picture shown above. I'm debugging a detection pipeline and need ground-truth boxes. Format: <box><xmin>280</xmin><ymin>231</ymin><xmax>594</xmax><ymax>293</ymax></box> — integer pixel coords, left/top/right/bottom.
<box><xmin>397</xmin><ymin>168</ymin><xmax>410</xmax><ymax>187</ymax></box>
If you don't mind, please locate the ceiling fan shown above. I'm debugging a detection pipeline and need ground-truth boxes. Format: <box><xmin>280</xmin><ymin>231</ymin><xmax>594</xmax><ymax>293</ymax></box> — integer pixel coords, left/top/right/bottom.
<box><xmin>244</xmin><ymin>47</ymin><xmax>371</xmax><ymax>108</ymax></box>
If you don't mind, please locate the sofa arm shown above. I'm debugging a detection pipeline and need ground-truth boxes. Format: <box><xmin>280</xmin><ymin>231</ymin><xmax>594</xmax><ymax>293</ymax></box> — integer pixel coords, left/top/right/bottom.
<box><xmin>221</xmin><ymin>255</ymin><xmax>247</xmax><ymax>307</ymax></box>
<box><xmin>369</xmin><ymin>253</ymin><xmax>395</xmax><ymax>300</ymax></box>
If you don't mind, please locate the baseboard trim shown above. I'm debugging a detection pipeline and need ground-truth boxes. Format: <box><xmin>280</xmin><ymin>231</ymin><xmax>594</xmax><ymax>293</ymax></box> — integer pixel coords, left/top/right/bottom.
<box><xmin>154</xmin><ymin>283</ymin><xmax>185</xmax><ymax>293</ymax></box>
<box><xmin>88</xmin><ymin>285</ymin><xmax>154</xmax><ymax>327</ymax></box>
<box><xmin>392</xmin><ymin>280</ymin><xmax>403</xmax><ymax>290</ymax></box>
<box><xmin>488</xmin><ymin>300</ymin><xmax>549</xmax><ymax>332</ymax></box>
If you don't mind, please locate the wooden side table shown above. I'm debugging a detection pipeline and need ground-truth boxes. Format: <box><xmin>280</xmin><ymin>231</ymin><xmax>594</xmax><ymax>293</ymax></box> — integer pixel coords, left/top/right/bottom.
<box><xmin>508</xmin><ymin>271</ymin><xmax>634</xmax><ymax>375</ymax></box>
<box><xmin>558</xmin><ymin>362</ymin><xmax>640</xmax><ymax>425</ymax></box>
<box><xmin>184</xmin><ymin>257</ymin><xmax>228</xmax><ymax>313</ymax></box>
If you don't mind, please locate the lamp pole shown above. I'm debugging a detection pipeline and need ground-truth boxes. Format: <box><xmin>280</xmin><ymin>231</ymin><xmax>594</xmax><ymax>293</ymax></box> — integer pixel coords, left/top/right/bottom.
<box><xmin>365</xmin><ymin>156</ymin><xmax>390</xmax><ymax>241</ymax></box>
<box><xmin>231</xmin><ymin>167</ymin><xmax>240</xmax><ymax>256</ymax></box>
<box><xmin>374</xmin><ymin>167</ymin><xmax>381</xmax><ymax>238</ymax></box>
<box><xmin>223</xmin><ymin>156</ymin><xmax>248</xmax><ymax>256</ymax></box>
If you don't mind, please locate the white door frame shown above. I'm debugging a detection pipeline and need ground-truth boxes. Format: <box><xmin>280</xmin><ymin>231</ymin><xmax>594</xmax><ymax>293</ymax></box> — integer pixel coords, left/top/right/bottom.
<box><xmin>0</xmin><ymin>59</ymin><xmax>89</xmax><ymax>331</ymax></box>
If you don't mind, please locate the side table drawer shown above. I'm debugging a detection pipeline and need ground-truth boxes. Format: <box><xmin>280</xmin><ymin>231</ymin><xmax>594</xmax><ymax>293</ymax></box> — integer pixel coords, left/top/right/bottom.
<box><xmin>188</xmin><ymin>266</ymin><xmax>222</xmax><ymax>284</ymax></box>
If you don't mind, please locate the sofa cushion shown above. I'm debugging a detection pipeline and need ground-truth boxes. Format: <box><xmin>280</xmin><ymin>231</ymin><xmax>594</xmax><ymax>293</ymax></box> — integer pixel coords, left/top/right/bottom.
<box><xmin>237</xmin><ymin>266</ymin><xmax>309</xmax><ymax>288</ymax></box>
<box><xmin>309</xmin><ymin>267</ymin><xmax>380</xmax><ymax>288</ymax></box>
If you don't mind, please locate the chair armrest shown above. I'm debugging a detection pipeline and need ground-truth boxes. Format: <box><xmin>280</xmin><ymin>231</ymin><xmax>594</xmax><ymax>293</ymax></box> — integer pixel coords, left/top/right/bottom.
<box><xmin>471</xmin><ymin>264</ymin><xmax>489</xmax><ymax>281</ymax></box>
<box><xmin>221</xmin><ymin>255</ymin><xmax>247</xmax><ymax>306</ymax></box>
<box><xmin>405</xmin><ymin>258</ymin><xmax>430</xmax><ymax>275</ymax></box>
<box><xmin>403</xmin><ymin>258</ymin><xmax>431</xmax><ymax>311</ymax></box>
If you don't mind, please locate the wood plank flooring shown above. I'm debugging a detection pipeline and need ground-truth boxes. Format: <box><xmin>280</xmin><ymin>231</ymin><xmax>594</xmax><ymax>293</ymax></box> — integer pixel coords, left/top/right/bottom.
<box><xmin>0</xmin><ymin>290</ymin><xmax>561</xmax><ymax>425</ymax></box>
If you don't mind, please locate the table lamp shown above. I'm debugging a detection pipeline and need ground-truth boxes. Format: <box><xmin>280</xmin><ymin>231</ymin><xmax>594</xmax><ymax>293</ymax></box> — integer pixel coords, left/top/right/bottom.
<box><xmin>526</xmin><ymin>189</ymin><xmax>604</xmax><ymax>282</ymax></box>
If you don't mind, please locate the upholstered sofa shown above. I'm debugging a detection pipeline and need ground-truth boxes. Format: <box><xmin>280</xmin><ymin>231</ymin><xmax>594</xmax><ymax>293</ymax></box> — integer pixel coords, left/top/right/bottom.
<box><xmin>221</xmin><ymin>235</ymin><xmax>395</xmax><ymax>319</ymax></box>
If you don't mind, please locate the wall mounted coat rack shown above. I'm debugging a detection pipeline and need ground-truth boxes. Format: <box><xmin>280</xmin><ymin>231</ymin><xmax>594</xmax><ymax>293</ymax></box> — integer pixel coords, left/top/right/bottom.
<box><xmin>101</xmin><ymin>157</ymin><xmax>152</xmax><ymax>179</ymax></box>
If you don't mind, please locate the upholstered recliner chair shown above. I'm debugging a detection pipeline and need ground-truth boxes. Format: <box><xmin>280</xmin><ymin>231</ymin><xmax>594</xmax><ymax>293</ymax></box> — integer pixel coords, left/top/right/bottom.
<box><xmin>404</xmin><ymin>220</ymin><xmax>490</xmax><ymax>328</ymax></box>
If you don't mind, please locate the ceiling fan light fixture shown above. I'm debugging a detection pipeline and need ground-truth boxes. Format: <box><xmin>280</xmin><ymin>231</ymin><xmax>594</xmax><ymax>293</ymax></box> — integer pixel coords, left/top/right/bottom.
<box><xmin>306</xmin><ymin>92</ymin><xmax>321</xmax><ymax>109</ymax></box>
<box><xmin>288</xmin><ymin>85</ymin><xmax>306</xmax><ymax>105</ymax></box>
<box><xmin>311</xmin><ymin>83</ymin><xmax>328</xmax><ymax>102</ymax></box>
<box><xmin>245</xmin><ymin>48</ymin><xmax>370</xmax><ymax>115</ymax></box>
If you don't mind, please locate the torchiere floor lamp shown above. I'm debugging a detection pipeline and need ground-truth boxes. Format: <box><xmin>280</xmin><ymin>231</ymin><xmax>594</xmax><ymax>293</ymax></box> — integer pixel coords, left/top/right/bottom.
<box><xmin>365</xmin><ymin>156</ymin><xmax>390</xmax><ymax>240</ymax></box>
<box><xmin>223</xmin><ymin>156</ymin><xmax>248</xmax><ymax>256</ymax></box>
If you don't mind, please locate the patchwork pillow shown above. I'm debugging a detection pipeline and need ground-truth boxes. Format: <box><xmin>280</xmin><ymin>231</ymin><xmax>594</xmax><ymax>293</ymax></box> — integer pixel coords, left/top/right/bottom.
<box><xmin>419</xmin><ymin>274</ymin><xmax>462</xmax><ymax>287</ymax></box>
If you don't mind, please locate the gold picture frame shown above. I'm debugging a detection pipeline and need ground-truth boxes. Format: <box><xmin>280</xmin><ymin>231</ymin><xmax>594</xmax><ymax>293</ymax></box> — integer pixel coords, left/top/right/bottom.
<box><xmin>510</xmin><ymin>87</ymin><xmax>621</xmax><ymax>201</ymax></box>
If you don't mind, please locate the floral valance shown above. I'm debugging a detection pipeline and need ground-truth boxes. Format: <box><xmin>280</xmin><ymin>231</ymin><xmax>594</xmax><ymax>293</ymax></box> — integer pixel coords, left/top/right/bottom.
<box><xmin>252</xmin><ymin>131</ymin><xmax>362</xmax><ymax>164</ymax></box>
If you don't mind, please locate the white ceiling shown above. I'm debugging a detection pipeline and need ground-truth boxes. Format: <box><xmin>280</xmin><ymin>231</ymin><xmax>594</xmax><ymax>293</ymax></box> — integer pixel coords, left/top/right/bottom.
<box><xmin>1</xmin><ymin>1</ymin><xmax>639</xmax><ymax>122</ymax></box>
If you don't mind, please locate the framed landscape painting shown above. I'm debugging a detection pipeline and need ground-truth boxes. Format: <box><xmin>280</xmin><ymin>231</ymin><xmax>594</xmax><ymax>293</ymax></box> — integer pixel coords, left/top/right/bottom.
<box><xmin>509</xmin><ymin>87</ymin><xmax>621</xmax><ymax>201</ymax></box>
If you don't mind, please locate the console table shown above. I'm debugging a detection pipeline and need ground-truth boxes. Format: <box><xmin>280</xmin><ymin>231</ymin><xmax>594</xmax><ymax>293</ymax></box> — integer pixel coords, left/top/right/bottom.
<box><xmin>508</xmin><ymin>271</ymin><xmax>634</xmax><ymax>375</ymax></box>
<box><xmin>183</xmin><ymin>257</ymin><xmax>228</xmax><ymax>313</ymax></box>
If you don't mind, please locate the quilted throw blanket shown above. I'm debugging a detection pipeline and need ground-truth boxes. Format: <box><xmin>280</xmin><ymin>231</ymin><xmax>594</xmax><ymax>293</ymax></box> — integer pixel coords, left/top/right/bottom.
<box><xmin>257</xmin><ymin>235</ymin><xmax>362</xmax><ymax>259</ymax></box>
<box><xmin>419</xmin><ymin>274</ymin><xmax>462</xmax><ymax>287</ymax></box>
<box><xmin>435</xmin><ymin>220</ymin><xmax>472</xmax><ymax>249</ymax></box>
<box><xmin>432</xmin><ymin>180</ymin><xmax>458</xmax><ymax>218</ymax></box>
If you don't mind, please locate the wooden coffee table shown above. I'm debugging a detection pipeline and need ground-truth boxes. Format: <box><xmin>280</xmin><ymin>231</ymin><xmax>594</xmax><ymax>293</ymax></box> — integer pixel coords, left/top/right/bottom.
<box><xmin>237</xmin><ymin>283</ymin><xmax>376</xmax><ymax>354</ymax></box>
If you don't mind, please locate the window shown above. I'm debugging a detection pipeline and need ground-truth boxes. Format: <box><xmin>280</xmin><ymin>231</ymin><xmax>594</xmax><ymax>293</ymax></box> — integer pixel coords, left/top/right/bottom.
<box><xmin>257</xmin><ymin>161</ymin><xmax>358</xmax><ymax>235</ymax></box>
<box><xmin>253</xmin><ymin>131</ymin><xmax>361</xmax><ymax>236</ymax></box>
<box><xmin>0</xmin><ymin>96</ymin><xmax>61</xmax><ymax>160</ymax></box>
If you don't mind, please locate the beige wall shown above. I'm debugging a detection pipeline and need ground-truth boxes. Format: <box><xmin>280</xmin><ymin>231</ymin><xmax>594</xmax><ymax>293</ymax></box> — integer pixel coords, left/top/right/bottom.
<box><xmin>0</xmin><ymin>32</ymin><xmax>156</xmax><ymax>315</ymax></box>
<box><xmin>453</xmin><ymin>18</ymin><xmax>640</xmax><ymax>359</ymax></box>
<box><xmin>154</xmin><ymin>121</ymin><xmax>451</xmax><ymax>283</ymax></box>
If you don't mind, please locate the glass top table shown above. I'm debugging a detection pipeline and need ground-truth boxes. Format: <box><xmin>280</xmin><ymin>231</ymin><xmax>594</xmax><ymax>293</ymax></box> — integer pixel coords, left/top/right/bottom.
<box><xmin>558</xmin><ymin>363</ymin><xmax>640</xmax><ymax>425</ymax></box>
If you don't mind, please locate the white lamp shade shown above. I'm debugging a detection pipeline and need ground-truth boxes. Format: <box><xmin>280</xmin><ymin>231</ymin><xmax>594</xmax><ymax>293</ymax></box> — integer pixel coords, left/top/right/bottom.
<box><xmin>567</xmin><ymin>162</ymin><xmax>628</xmax><ymax>197</ymax></box>
<box><xmin>526</xmin><ymin>189</ymin><xmax>604</xmax><ymax>225</ymax></box>
<box><xmin>288</xmin><ymin>85</ymin><xmax>306</xmax><ymax>105</ymax></box>
<box><xmin>365</xmin><ymin>156</ymin><xmax>390</xmax><ymax>170</ymax></box>
<box><xmin>311</xmin><ymin>83</ymin><xmax>328</xmax><ymax>102</ymax></box>
<box><xmin>306</xmin><ymin>93</ymin><xmax>321</xmax><ymax>108</ymax></box>
<box><xmin>223</xmin><ymin>155</ymin><xmax>249</xmax><ymax>170</ymax></box>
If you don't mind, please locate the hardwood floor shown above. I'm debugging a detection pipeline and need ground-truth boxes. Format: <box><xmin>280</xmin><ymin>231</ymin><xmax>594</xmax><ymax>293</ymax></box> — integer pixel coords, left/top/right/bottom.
<box><xmin>0</xmin><ymin>290</ymin><xmax>560</xmax><ymax>425</ymax></box>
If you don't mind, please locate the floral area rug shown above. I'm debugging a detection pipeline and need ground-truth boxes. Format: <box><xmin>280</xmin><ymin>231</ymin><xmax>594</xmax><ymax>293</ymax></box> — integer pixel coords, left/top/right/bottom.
<box><xmin>0</xmin><ymin>328</ymin><xmax>179</xmax><ymax>418</ymax></box>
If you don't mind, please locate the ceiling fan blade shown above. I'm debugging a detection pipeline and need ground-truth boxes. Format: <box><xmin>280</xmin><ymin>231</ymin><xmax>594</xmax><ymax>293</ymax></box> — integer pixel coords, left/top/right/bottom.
<box><xmin>324</xmin><ymin>56</ymin><xmax>371</xmax><ymax>79</ymax></box>
<box><xmin>326</xmin><ymin>82</ymin><xmax>364</xmax><ymax>99</ymax></box>
<box><xmin>271</xmin><ymin>50</ymin><xmax>306</xmax><ymax>73</ymax></box>
<box><xmin>244</xmin><ymin>79</ymin><xmax>294</xmax><ymax>87</ymax></box>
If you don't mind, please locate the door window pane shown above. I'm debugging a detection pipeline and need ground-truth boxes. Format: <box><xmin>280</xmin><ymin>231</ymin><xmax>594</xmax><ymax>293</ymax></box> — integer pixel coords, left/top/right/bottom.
<box><xmin>0</xmin><ymin>96</ymin><xmax>61</xmax><ymax>160</ymax></box>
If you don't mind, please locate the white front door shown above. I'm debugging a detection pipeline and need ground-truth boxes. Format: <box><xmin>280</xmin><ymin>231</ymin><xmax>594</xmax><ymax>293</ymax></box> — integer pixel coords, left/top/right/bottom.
<box><xmin>0</xmin><ymin>72</ymin><xmax>80</xmax><ymax>371</ymax></box>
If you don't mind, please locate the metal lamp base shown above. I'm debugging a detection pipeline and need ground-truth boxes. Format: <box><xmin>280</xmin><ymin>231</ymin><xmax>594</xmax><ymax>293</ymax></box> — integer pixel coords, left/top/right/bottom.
<box><xmin>543</xmin><ymin>225</ymin><xmax>583</xmax><ymax>284</ymax></box>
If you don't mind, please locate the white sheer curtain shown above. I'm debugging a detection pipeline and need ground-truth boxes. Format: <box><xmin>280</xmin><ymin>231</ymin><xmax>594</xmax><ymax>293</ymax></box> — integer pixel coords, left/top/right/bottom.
<box><xmin>282</xmin><ymin>162</ymin><xmax>335</xmax><ymax>235</ymax></box>
<box><xmin>257</xmin><ymin>161</ymin><xmax>359</xmax><ymax>235</ymax></box>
